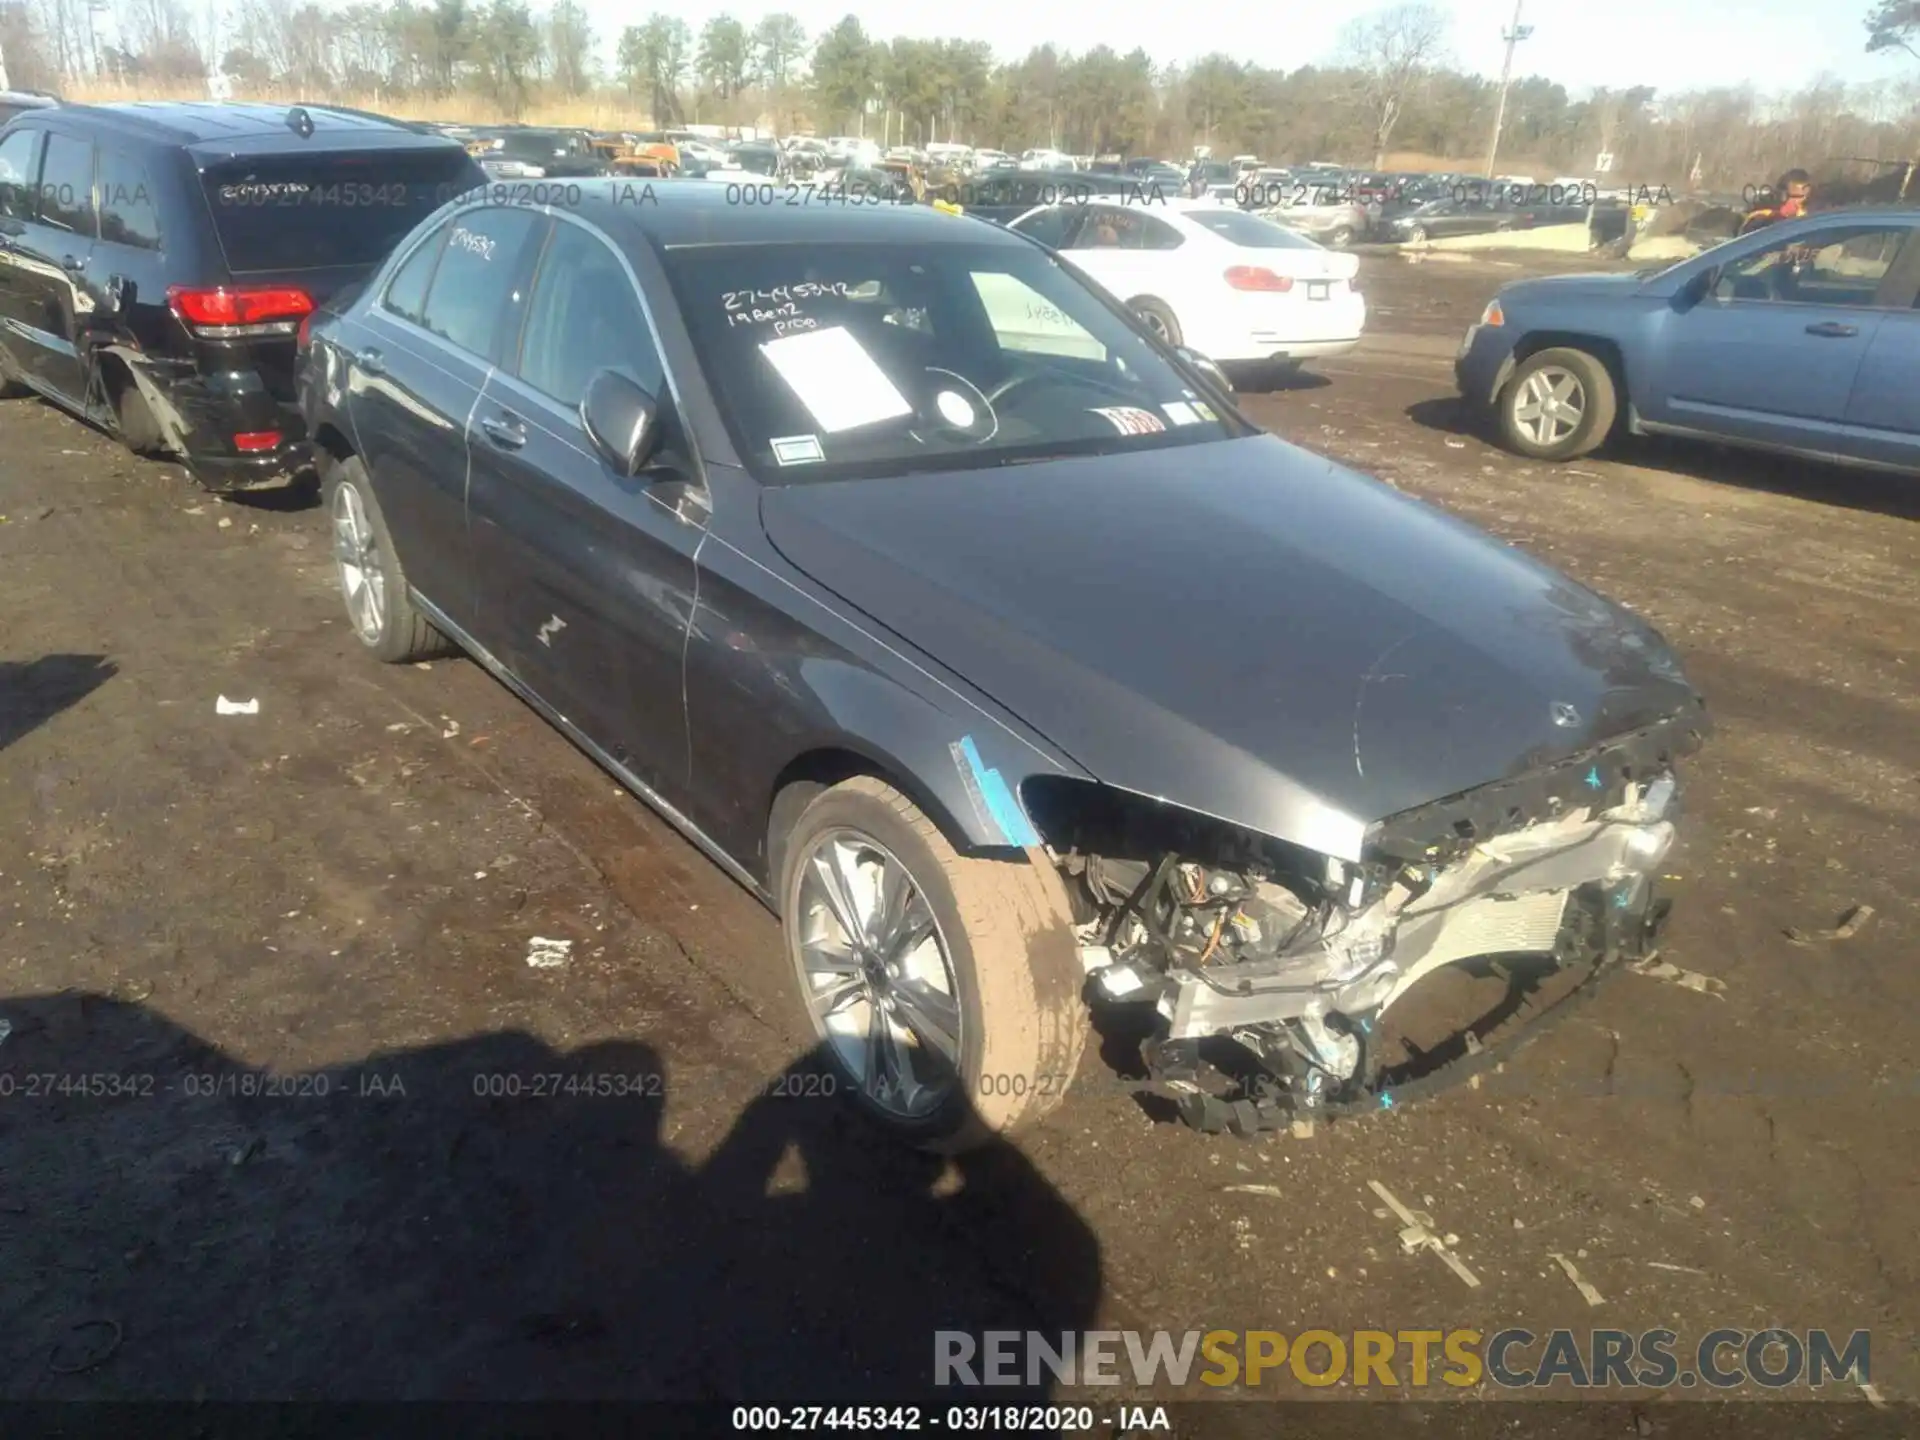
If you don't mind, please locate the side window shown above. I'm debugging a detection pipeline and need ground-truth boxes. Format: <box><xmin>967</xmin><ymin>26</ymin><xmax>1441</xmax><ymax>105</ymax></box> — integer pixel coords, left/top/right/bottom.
<box><xmin>37</xmin><ymin>133</ymin><xmax>97</xmax><ymax>237</ymax></box>
<box><xmin>1717</xmin><ymin>226</ymin><xmax>1909</xmax><ymax>307</ymax></box>
<box><xmin>96</xmin><ymin>150</ymin><xmax>162</xmax><ymax>250</ymax></box>
<box><xmin>1070</xmin><ymin>206</ymin><xmax>1126</xmax><ymax>249</ymax></box>
<box><xmin>514</xmin><ymin>221</ymin><xmax>662</xmax><ymax>409</ymax></box>
<box><xmin>418</xmin><ymin>206</ymin><xmax>542</xmax><ymax>358</ymax></box>
<box><xmin>1129</xmin><ymin>213</ymin><xmax>1186</xmax><ymax>251</ymax></box>
<box><xmin>0</xmin><ymin>129</ymin><xmax>44</xmax><ymax>219</ymax></box>
<box><xmin>1009</xmin><ymin>205</ymin><xmax>1081</xmax><ymax>250</ymax></box>
<box><xmin>383</xmin><ymin>225</ymin><xmax>448</xmax><ymax>325</ymax></box>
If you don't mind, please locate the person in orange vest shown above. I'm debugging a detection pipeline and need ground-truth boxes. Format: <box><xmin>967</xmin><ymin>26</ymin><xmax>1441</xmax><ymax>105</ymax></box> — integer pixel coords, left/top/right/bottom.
<box><xmin>1740</xmin><ymin>168</ymin><xmax>1813</xmax><ymax>234</ymax></box>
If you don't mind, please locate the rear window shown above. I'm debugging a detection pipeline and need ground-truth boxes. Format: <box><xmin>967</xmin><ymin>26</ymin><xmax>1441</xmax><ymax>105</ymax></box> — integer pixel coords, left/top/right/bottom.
<box><xmin>1187</xmin><ymin>210</ymin><xmax>1322</xmax><ymax>250</ymax></box>
<box><xmin>200</xmin><ymin>148</ymin><xmax>481</xmax><ymax>273</ymax></box>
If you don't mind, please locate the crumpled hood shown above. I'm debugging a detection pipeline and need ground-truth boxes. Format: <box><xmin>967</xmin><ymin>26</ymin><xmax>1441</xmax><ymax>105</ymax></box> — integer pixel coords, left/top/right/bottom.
<box><xmin>760</xmin><ymin>433</ymin><xmax>1700</xmax><ymax>861</ymax></box>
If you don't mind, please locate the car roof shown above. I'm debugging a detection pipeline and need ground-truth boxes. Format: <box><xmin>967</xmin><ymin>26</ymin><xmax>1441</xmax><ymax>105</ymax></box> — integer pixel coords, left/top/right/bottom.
<box><xmin>35</xmin><ymin>101</ymin><xmax>456</xmax><ymax>155</ymax></box>
<box><xmin>515</xmin><ymin>180</ymin><xmax>1030</xmax><ymax>250</ymax></box>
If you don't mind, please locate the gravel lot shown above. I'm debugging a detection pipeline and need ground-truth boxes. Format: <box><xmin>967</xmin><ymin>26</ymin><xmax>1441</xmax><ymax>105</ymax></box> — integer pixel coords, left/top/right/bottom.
<box><xmin>1</xmin><ymin>247</ymin><xmax>1914</xmax><ymax>1434</ymax></box>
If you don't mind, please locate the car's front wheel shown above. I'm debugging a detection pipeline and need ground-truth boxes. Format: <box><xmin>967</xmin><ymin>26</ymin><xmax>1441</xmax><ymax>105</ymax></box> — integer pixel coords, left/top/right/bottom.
<box><xmin>1328</xmin><ymin>224</ymin><xmax>1356</xmax><ymax>247</ymax></box>
<box><xmin>322</xmin><ymin>455</ymin><xmax>454</xmax><ymax>663</ymax></box>
<box><xmin>1129</xmin><ymin>297</ymin><xmax>1183</xmax><ymax>347</ymax></box>
<box><xmin>775</xmin><ymin>776</ymin><xmax>1087</xmax><ymax>1152</ymax></box>
<box><xmin>1496</xmin><ymin>347</ymin><xmax>1618</xmax><ymax>460</ymax></box>
<box><xmin>1406</xmin><ymin>224</ymin><xmax>1429</xmax><ymax>244</ymax></box>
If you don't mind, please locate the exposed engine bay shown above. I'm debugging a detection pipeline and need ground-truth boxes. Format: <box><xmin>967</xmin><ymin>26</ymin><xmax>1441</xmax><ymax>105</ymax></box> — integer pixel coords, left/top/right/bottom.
<box><xmin>1030</xmin><ymin>722</ymin><xmax>1699</xmax><ymax>1135</ymax></box>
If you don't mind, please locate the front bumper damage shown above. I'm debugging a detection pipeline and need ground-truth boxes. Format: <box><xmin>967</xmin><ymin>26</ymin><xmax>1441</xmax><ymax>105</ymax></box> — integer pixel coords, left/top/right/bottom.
<box><xmin>1072</xmin><ymin>713</ymin><xmax>1706</xmax><ymax>1135</ymax></box>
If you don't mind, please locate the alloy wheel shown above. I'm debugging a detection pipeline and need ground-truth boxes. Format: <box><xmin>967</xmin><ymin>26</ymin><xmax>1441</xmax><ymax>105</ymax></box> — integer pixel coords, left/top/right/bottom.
<box><xmin>1512</xmin><ymin>366</ymin><xmax>1586</xmax><ymax>448</ymax></box>
<box><xmin>791</xmin><ymin>827</ymin><xmax>964</xmax><ymax>1118</ymax></box>
<box><xmin>331</xmin><ymin>481</ymin><xmax>387</xmax><ymax>644</ymax></box>
<box><xmin>1137</xmin><ymin>307</ymin><xmax>1171</xmax><ymax>341</ymax></box>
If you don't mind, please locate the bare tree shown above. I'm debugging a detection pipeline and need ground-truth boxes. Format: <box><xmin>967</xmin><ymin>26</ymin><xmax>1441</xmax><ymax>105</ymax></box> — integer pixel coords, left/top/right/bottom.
<box><xmin>1339</xmin><ymin>2</ymin><xmax>1449</xmax><ymax>168</ymax></box>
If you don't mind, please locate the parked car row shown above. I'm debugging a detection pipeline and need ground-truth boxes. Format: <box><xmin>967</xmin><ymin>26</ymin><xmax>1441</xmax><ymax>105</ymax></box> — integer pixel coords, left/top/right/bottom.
<box><xmin>1</xmin><ymin>101</ymin><xmax>1712</xmax><ymax>1152</ymax></box>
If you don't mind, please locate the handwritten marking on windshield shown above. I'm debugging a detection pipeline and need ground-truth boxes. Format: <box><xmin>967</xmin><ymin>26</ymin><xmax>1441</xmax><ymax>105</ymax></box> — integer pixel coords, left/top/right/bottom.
<box><xmin>722</xmin><ymin>282</ymin><xmax>850</xmax><ymax>312</ymax></box>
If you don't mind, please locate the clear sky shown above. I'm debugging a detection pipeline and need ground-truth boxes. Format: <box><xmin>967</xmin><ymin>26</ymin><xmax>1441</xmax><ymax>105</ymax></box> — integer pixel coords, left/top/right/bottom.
<box><xmin>580</xmin><ymin>0</ymin><xmax>1909</xmax><ymax>96</ymax></box>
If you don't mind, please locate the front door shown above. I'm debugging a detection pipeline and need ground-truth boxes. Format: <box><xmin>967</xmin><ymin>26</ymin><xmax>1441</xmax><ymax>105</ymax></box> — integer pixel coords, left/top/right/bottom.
<box><xmin>1646</xmin><ymin>221</ymin><xmax>1913</xmax><ymax>452</ymax></box>
<box><xmin>466</xmin><ymin>214</ymin><xmax>703</xmax><ymax>805</ymax></box>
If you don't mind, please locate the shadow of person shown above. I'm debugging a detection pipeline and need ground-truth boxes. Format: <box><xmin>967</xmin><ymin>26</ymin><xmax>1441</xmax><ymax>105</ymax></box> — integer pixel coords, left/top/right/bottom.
<box><xmin>693</xmin><ymin>1049</ymin><xmax>1104</xmax><ymax>1403</ymax></box>
<box><xmin>0</xmin><ymin>994</ymin><xmax>1102</xmax><ymax>1414</ymax></box>
<box><xmin>0</xmin><ymin>655</ymin><xmax>116</xmax><ymax>753</ymax></box>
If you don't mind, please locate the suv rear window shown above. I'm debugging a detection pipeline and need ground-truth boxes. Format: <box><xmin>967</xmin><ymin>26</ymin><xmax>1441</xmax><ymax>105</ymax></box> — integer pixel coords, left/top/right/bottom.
<box><xmin>200</xmin><ymin>148</ymin><xmax>480</xmax><ymax>273</ymax></box>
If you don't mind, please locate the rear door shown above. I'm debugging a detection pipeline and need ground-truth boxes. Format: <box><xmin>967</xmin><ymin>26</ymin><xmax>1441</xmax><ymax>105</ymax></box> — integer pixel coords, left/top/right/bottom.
<box><xmin>349</xmin><ymin>204</ymin><xmax>546</xmax><ymax>628</ymax></box>
<box><xmin>9</xmin><ymin>127</ymin><xmax>95</xmax><ymax>400</ymax></box>
<box><xmin>195</xmin><ymin>146</ymin><xmax>483</xmax><ymax>402</ymax></box>
<box><xmin>1644</xmin><ymin>220</ymin><xmax>1910</xmax><ymax>451</ymax></box>
<box><xmin>0</xmin><ymin>125</ymin><xmax>48</xmax><ymax>379</ymax></box>
<box><xmin>1837</xmin><ymin>227</ymin><xmax>1920</xmax><ymax>469</ymax></box>
<box><xmin>467</xmin><ymin>215</ymin><xmax>702</xmax><ymax>804</ymax></box>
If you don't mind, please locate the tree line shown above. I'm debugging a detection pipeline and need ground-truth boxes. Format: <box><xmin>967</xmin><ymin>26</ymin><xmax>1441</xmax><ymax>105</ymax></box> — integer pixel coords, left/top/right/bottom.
<box><xmin>3</xmin><ymin>0</ymin><xmax>1920</xmax><ymax>187</ymax></box>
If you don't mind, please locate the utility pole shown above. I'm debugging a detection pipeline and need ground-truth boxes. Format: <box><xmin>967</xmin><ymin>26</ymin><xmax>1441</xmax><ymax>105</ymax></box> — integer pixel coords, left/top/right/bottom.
<box><xmin>1483</xmin><ymin>0</ymin><xmax>1533</xmax><ymax>179</ymax></box>
<box><xmin>0</xmin><ymin>37</ymin><xmax>11</xmax><ymax>91</ymax></box>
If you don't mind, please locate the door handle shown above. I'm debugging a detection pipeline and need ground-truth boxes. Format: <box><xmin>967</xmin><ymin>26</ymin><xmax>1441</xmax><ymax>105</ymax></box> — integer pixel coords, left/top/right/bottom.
<box><xmin>1804</xmin><ymin>321</ymin><xmax>1858</xmax><ymax>337</ymax></box>
<box><xmin>354</xmin><ymin>347</ymin><xmax>386</xmax><ymax>375</ymax></box>
<box><xmin>481</xmin><ymin>414</ymin><xmax>527</xmax><ymax>449</ymax></box>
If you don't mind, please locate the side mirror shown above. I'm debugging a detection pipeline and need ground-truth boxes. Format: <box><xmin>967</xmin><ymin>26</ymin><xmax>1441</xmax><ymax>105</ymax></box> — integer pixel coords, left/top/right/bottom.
<box><xmin>1680</xmin><ymin>266</ymin><xmax>1719</xmax><ymax>306</ymax></box>
<box><xmin>581</xmin><ymin>368</ymin><xmax>661</xmax><ymax>477</ymax></box>
<box><xmin>1176</xmin><ymin>345</ymin><xmax>1233</xmax><ymax>393</ymax></box>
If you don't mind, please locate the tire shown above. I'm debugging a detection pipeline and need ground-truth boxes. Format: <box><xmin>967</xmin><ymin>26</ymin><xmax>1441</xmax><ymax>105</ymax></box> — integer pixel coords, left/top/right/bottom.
<box><xmin>111</xmin><ymin>371</ymin><xmax>166</xmax><ymax>456</ymax></box>
<box><xmin>1407</xmin><ymin>224</ymin><xmax>1428</xmax><ymax>244</ymax></box>
<box><xmin>1328</xmin><ymin>225</ymin><xmax>1355</xmax><ymax>247</ymax></box>
<box><xmin>321</xmin><ymin>454</ymin><xmax>455</xmax><ymax>663</ymax></box>
<box><xmin>775</xmin><ymin>776</ymin><xmax>1088</xmax><ymax>1153</ymax></box>
<box><xmin>1129</xmin><ymin>297</ymin><xmax>1183</xmax><ymax>347</ymax></box>
<box><xmin>1496</xmin><ymin>347</ymin><xmax>1618</xmax><ymax>461</ymax></box>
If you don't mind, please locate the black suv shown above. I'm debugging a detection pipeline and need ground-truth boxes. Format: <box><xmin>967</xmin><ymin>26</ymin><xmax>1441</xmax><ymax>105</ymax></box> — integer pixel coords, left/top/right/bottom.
<box><xmin>470</xmin><ymin>128</ymin><xmax>607</xmax><ymax>180</ymax></box>
<box><xmin>0</xmin><ymin>101</ymin><xmax>484</xmax><ymax>491</ymax></box>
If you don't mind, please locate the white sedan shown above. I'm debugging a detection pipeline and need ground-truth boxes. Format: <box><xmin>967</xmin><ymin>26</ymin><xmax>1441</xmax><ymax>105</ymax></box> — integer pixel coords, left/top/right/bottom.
<box><xmin>1006</xmin><ymin>199</ymin><xmax>1366</xmax><ymax>373</ymax></box>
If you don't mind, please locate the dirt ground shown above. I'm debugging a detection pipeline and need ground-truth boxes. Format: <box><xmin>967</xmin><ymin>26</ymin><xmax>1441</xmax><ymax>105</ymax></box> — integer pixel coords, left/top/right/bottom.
<box><xmin>2</xmin><ymin>248</ymin><xmax>1916</xmax><ymax>1436</ymax></box>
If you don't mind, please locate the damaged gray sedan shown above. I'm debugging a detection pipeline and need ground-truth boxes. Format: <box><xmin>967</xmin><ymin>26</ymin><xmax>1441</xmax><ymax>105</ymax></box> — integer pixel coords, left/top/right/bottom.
<box><xmin>299</xmin><ymin>187</ymin><xmax>1709</xmax><ymax>1149</ymax></box>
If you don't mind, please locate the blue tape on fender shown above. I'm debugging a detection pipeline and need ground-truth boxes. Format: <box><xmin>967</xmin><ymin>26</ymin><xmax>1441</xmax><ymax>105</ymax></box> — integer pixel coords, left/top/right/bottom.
<box><xmin>951</xmin><ymin>735</ymin><xmax>1041</xmax><ymax>848</ymax></box>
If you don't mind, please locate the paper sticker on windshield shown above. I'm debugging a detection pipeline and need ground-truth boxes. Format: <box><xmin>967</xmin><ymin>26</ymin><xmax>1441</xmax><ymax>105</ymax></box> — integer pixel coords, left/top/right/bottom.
<box><xmin>771</xmin><ymin>434</ymin><xmax>825</xmax><ymax>466</ymax></box>
<box><xmin>1161</xmin><ymin>401</ymin><xmax>1202</xmax><ymax>426</ymax></box>
<box><xmin>1192</xmin><ymin>401</ymin><xmax>1218</xmax><ymax>422</ymax></box>
<box><xmin>1092</xmin><ymin>406</ymin><xmax>1167</xmax><ymax>436</ymax></box>
<box><xmin>760</xmin><ymin>325</ymin><xmax>913</xmax><ymax>433</ymax></box>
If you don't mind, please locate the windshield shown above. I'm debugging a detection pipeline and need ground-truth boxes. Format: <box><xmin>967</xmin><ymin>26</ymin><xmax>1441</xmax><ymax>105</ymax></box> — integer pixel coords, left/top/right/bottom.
<box><xmin>662</xmin><ymin>241</ymin><xmax>1244</xmax><ymax>483</ymax></box>
<box><xmin>1187</xmin><ymin>209</ymin><xmax>1321</xmax><ymax>249</ymax></box>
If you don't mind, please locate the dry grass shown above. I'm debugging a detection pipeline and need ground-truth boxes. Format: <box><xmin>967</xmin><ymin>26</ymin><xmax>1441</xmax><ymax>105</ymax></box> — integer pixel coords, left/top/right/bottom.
<box><xmin>64</xmin><ymin>78</ymin><xmax>660</xmax><ymax>130</ymax></box>
<box><xmin>1379</xmin><ymin>150</ymin><xmax>1565</xmax><ymax>177</ymax></box>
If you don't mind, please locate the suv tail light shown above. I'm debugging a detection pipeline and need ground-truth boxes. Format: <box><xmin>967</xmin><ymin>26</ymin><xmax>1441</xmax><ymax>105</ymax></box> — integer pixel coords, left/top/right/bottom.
<box><xmin>167</xmin><ymin>285</ymin><xmax>314</xmax><ymax>338</ymax></box>
<box><xmin>1225</xmin><ymin>266</ymin><xmax>1293</xmax><ymax>292</ymax></box>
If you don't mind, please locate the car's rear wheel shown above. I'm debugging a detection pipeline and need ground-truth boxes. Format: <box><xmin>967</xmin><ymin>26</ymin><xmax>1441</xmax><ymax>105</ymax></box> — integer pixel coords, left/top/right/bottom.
<box><xmin>1497</xmin><ymin>347</ymin><xmax>1618</xmax><ymax>460</ymax></box>
<box><xmin>775</xmin><ymin>776</ymin><xmax>1087</xmax><ymax>1153</ymax></box>
<box><xmin>0</xmin><ymin>343</ymin><xmax>28</xmax><ymax>399</ymax></box>
<box><xmin>1129</xmin><ymin>297</ymin><xmax>1183</xmax><ymax>347</ymax></box>
<box><xmin>111</xmin><ymin>372</ymin><xmax>167</xmax><ymax>457</ymax></box>
<box><xmin>322</xmin><ymin>454</ymin><xmax>454</xmax><ymax>663</ymax></box>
